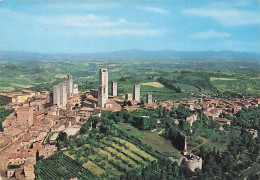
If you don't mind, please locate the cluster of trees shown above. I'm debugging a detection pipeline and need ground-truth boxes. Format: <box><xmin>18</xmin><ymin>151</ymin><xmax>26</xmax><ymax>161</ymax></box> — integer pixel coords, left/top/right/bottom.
<box><xmin>99</xmin><ymin>109</ymin><xmax>159</xmax><ymax>131</ymax></box>
<box><xmin>161</xmin><ymin>105</ymin><xmax>195</xmax><ymax>150</ymax></box>
<box><xmin>178</xmin><ymin>71</ymin><xmax>217</xmax><ymax>91</ymax></box>
<box><xmin>191</xmin><ymin>130</ymin><xmax>260</xmax><ymax>179</ymax></box>
<box><xmin>170</xmin><ymin>104</ymin><xmax>192</xmax><ymax>119</ymax></box>
<box><xmin>191</xmin><ymin>111</ymin><xmax>229</xmax><ymax>144</ymax></box>
<box><xmin>132</xmin><ymin>116</ymin><xmax>157</xmax><ymax>130</ymax></box>
<box><xmin>118</xmin><ymin>159</ymin><xmax>192</xmax><ymax>180</ymax></box>
<box><xmin>56</xmin><ymin>132</ymin><xmax>68</xmax><ymax>149</ymax></box>
<box><xmin>122</xmin><ymin>100</ymin><xmax>133</xmax><ymax>106</ymax></box>
<box><xmin>212</xmin><ymin>90</ymin><xmax>243</xmax><ymax>99</ymax></box>
<box><xmin>163</xmin><ymin>125</ymin><xmax>185</xmax><ymax>150</ymax></box>
<box><xmin>157</xmin><ymin>77</ymin><xmax>182</xmax><ymax>93</ymax></box>
<box><xmin>189</xmin><ymin>106</ymin><xmax>260</xmax><ymax>179</ymax></box>
<box><xmin>233</xmin><ymin>106</ymin><xmax>260</xmax><ymax>131</ymax></box>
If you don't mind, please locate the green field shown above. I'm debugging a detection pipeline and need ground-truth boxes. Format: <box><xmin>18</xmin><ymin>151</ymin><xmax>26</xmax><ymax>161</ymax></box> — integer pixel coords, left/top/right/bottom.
<box><xmin>117</xmin><ymin>123</ymin><xmax>182</xmax><ymax>158</ymax></box>
<box><xmin>62</xmin><ymin>136</ymin><xmax>157</xmax><ymax>179</ymax></box>
<box><xmin>187</xmin><ymin>136</ymin><xmax>228</xmax><ymax>153</ymax></box>
<box><xmin>211</xmin><ymin>77</ymin><xmax>260</xmax><ymax>95</ymax></box>
<box><xmin>34</xmin><ymin>152</ymin><xmax>96</xmax><ymax>180</ymax></box>
<box><xmin>35</xmin><ymin>137</ymin><xmax>157</xmax><ymax>179</ymax></box>
<box><xmin>1</xmin><ymin>59</ymin><xmax>260</xmax><ymax>100</ymax></box>
<box><xmin>35</xmin><ymin>113</ymin><xmax>170</xmax><ymax>179</ymax></box>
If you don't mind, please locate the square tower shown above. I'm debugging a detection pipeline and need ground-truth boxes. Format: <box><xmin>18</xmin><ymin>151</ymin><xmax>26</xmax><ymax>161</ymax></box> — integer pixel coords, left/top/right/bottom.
<box><xmin>134</xmin><ymin>84</ymin><xmax>140</xmax><ymax>102</ymax></box>
<box><xmin>17</xmin><ymin>106</ymin><xmax>33</xmax><ymax>127</ymax></box>
<box><xmin>59</xmin><ymin>82</ymin><xmax>67</xmax><ymax>108</ymax></box>
<box><xmin>147</xmin><ymin>93</ymin><xmax>152</xmax><ymax>105</ymax></box>
<box><xmin>73</xmin><ymin>84</ymin><xmax>78</xmax><ymax>94</ymax></box>
<box><xmin>111</xmin><ymin>81</ymin><xmax>117</xmax><ymax>97</ymax></box>
<box><xmin>98</xmin><ymin>68</ymin><xmax>108</xmax><ymax>108</ymax></box>
<box><xmin>66</xmin><ymin>74</ymin><xmax>73</xmax><ymax>97</ymax></box>
<box><xmin>53</xmin><ymin>85</ymin><xmax>60</xmax><ymax>106</ymax></box>
<box><xmin>125</xmin><ymin>93</ymin><xmax>133</xmax><ymax>101</ymax></box>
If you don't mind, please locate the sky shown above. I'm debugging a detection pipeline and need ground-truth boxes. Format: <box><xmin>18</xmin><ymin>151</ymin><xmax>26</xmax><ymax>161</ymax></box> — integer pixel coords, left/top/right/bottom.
<box><xmin>0</xmin><ymin>0</ymin><xmax>260</xmax><ymax>53</ymax></box>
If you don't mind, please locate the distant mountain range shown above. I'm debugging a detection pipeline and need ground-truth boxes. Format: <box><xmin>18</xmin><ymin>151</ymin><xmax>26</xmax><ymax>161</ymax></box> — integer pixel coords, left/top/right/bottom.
<box><xmin>0</xmin><ymin>49</ymin><xmax>259</xmax><ymax>61</ymax></box>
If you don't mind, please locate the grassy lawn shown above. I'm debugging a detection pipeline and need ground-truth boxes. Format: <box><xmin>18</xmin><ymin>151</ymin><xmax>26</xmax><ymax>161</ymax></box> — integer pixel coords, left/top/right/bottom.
<box><xmin>117</xmin><ymin>123</ymin><xmax>182</xmax><ymax>158</ymax></box>
<box><xmin>188</xmin><ymin>136</ymin><xmax>228</xmax><ymax>153</ymax></box>
<box><xmin>114</xmin><ymin>137</ymin><xmax>156</xmax><ymax>161</ymax></box>
<box><xmin>210</xmin><ymin>77</ymin><xmax>236</xmax><ymax>81</ymax></box>
<box><xmin>83</xmin><ymin>161</ymin><xmax>105</xmax><ymax>176</ymax></box>
<box><xmin>63</xmin><ymin>150</ymin><xmax>76</xmax><ymax>159</ymax></box>
<box><xmin>141</xmin><ymin>82</ymin><xmax>164</xmax><ymax>88</ymax></box>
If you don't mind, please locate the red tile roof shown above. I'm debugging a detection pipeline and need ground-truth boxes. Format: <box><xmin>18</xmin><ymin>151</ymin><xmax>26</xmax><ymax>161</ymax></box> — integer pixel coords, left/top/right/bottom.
<box><xmin>33</xmin><ymin>111</ymin><xmax>45</xmax><ymax>116</ymax></box>
<box><xmin>10</xmin><ymin>152</ymin><xmax>23</xmax><ymax>159</ymax></box>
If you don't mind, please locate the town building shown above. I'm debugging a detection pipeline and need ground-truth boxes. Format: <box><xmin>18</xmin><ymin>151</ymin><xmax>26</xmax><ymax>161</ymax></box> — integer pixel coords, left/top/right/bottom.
<box><xmin>0</xmin><ymin>89</ymin><xmax>36</xmax><ymax>105</ymax></box>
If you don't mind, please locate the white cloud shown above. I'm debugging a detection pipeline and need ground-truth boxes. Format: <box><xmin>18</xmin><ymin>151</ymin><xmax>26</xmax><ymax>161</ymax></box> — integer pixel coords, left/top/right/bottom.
<box><xmin>0</xmin><ymin>8</ymin><xmax>162</xmax><ymax>38</ymax></box>
<box><xmin>38</xmin><ymin>14</ymin><xmax>149</xmax><ymax>27</ymax></box>
<box><xmin>188</xmin><ymin>30</ymin><xmax>231</xmax><ymax>40</ymax></box>
<box><xmin>137</xmin><ymin>6</ymin><xmax>169</xmax><ymax>14</ymax></box>
<box><xmin>91</xmin><ymin>29</ymin><xmax>162</xmax><ymax>36</ymax></box>
<box><xmin>209</xmin><ymin>1</ymin><xmax>250</xmax><ymax>8</ymax></box>
<box><xmin>183</xmin><ymin>8</ymin><xmax>260</xmax><ymax>26</ymax></box>
<box><xmin>65</xmin><ymin>29</ymin><xmax>163</xmax><ymax>37</ymax></box>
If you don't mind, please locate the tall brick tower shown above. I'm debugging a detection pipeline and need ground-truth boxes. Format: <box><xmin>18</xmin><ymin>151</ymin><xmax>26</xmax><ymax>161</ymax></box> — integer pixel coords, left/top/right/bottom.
<box><xmin>98</xmin><ymin>68</ymin><xmax>108</xmax><ymax>108</ymax></box>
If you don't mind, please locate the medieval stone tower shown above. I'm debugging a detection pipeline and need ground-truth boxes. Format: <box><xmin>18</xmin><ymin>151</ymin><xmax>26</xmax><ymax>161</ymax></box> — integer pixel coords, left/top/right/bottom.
<box><xmin>53</xmin><ymin>74</ymin><xmax>78</xmax><ymax>109</ymax></box>
<box><xmin>125</xmin><ymin>93</ymin><xmax>133</xmax><ymax>101</ymax></box>
<box><xmin>66</xmin><ymin>74</ymin><xmax>73</xmax><ymax>97</ymax></box>
<box><xmin>147</xmin><ymin>93</ymin><xmax>152</xmax><ymax>105</ymax></box>
<box><xmin>73</xmin><ymin>84</ymin><xmax>78</xmax><ymax>94</ymax></box>
<box><xmin>134</xmin><ymin>84</ymin><xmax>140</xmax><ymax>102</ymax></box>
<box><xmin>111</xmin><ymin>81</ymin><xmax>117</xmax><ymax>97</ymax></box>
<box><xmin>60</xmin><ymin>82</ymin><xmax>67</xmax><ymax>108</ymax></box>
<box><xmin>98</xmin><ymin>67</ymin><xmax>108</xmax><ymax>108</ymax></box>
<box><xmin>53</xmin><ymin>85</ymin><xmax>60</xmax><ymax>106</ymax></box>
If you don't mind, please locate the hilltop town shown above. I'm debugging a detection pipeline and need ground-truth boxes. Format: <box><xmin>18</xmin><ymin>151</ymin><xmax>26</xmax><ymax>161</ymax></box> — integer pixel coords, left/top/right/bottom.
<box><xmin>0</xmin><ymin>67</ymin><xmax>259</xmax><ymax>179</ymax></box>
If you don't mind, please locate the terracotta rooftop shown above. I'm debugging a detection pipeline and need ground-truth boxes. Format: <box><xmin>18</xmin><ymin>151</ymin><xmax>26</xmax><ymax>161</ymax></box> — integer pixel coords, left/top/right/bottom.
<box><xmin>214</xmin><ymin>118</ymin><xmax>231</xmax><ymax>123</ymax></box>
<box><xmin>10</xmin><ymin>152</ymin><xmax>23</xmax><ymax>159</ymax></box>
<box><xmin>87</xmin><ymin>96</ymin><xmax>98</xmax><ymax>102</ymax></box>
<box><xmin>33</xmin><ymin>111</ymin><xmax>45</xmax><ymax>116</ymax></box>
<box><xmin>80</xmin><ymin>107</ymin><xmax>94</xmax><ymax>111</ymax></box>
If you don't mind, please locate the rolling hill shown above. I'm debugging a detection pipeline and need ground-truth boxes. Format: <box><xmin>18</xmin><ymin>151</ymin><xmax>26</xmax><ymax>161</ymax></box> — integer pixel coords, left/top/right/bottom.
<box><xmin>0</xmin><ymin>49</ymin><xmax>259</xmax><ymax>61</ymax></box>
